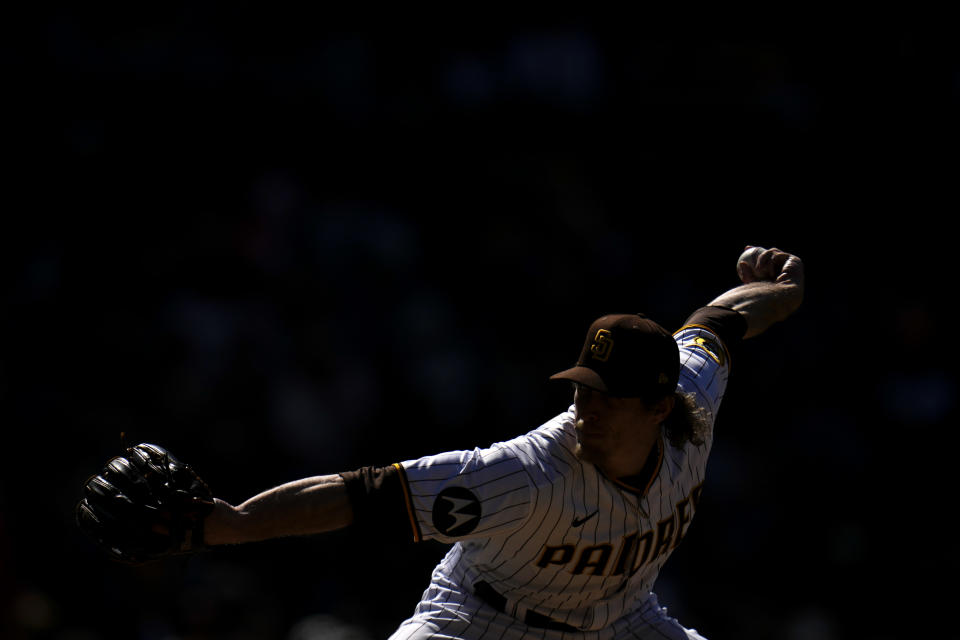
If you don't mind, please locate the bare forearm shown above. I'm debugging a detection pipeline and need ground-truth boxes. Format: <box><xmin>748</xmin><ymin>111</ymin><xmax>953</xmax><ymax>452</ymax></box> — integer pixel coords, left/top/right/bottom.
<box><xmin>709</xmin><ymin>280</ymin><xmax>803</xmax><ymax>338</ymax></box>
<box><xmin>204</xmin><ymin>474</ymin><xmax>353</xmax><ymax>546</ymax></box>
<box><xmin>709</xmin><ymin>247</ymin><xmax>804</xmax><ymax>339</ymax></box>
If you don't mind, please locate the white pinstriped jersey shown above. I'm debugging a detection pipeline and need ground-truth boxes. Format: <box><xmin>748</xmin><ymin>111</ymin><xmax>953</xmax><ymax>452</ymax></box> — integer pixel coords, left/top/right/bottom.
<box><xmin>395</xmin><ymin>324</ymin><xmax>730</xmax><ymax>635</ymax></box>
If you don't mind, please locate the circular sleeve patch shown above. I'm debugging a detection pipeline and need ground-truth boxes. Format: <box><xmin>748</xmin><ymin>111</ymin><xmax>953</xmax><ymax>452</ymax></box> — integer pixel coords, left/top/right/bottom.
<box><xmin>432</xmin><ymin>487</ymin><xmax>482</xmax><ymax>536</ymax></box>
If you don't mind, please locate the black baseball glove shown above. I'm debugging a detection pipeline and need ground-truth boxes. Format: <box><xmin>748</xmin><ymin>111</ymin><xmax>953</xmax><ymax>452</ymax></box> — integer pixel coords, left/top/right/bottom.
<box><xmin>76</xmin><ymin>443</ymin><xmax>216</xmax><ymax>564</ymax></box>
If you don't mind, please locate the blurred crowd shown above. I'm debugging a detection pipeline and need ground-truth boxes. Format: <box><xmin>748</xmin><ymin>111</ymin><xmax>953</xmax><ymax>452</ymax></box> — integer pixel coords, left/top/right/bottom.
<box><xmin>3</xmin><ymin>10</ymin><xmax>958</xmax><ymax>639</ymax></box>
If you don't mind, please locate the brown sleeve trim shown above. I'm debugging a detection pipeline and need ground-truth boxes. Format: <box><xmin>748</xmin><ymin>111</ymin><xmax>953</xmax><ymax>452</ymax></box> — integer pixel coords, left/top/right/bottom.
<box><xmin>679</xmin><ymin>305</ymin><xmax>747</xmax><ymax>363</ymax></box>
<box><xmin>339</xmin><ymin>464</ymin><xmax>422</xmax><ymax>543</ymax></box>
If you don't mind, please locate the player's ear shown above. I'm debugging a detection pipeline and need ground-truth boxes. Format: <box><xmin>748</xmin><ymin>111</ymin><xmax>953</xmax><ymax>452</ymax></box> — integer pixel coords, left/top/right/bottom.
<box><xmin>652</xmin><ymin>394</ymin><xmax>675</xmax><ymax>422</ymax></box>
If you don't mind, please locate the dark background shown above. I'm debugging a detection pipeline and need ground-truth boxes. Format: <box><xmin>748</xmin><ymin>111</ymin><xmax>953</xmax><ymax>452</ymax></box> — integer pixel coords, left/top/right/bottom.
<box><xmin>4</xmin><ymin>9</ymin><xmax>958</xmax><ymax>640</ymax></box>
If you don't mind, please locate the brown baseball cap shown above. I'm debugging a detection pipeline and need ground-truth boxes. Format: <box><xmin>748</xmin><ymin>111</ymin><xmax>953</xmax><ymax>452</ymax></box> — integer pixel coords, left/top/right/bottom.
<box><xmin>550</xmin><ymin>313</ymin><xmax>680</xmax><ymax>399</ymax></box>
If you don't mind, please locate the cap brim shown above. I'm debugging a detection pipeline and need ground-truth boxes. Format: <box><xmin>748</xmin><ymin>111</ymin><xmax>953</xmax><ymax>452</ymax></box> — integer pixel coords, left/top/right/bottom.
<box><xmin>549</xmin><ymin>366</ymin><xmax>608</xmax><ymax>393</ymax></box>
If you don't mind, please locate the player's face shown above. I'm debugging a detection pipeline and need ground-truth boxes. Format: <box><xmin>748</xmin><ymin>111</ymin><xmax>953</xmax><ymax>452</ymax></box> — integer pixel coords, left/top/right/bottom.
<box><xmin>572</xmin><ymin>384</ymin><xmax>658</xmax><ymax>465</ymax></box>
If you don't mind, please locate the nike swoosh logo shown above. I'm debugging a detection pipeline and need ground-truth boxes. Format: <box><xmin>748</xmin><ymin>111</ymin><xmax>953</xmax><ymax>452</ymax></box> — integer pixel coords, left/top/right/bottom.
<box><xmin>572</xmin><ymin>510</ymin><xmax>599</xmax><ymax>527</ymax></box>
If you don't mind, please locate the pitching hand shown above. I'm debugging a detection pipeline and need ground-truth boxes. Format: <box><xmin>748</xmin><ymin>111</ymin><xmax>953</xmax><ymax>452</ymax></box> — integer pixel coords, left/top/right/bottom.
<box><xmin>737</xmin><ymin>246</ymin><xmax>804</xmax><ymax>290</ymax></box>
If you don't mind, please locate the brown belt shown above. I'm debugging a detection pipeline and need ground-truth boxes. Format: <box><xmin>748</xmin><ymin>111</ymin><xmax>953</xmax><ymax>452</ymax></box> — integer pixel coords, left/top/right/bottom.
<box><xmin>473</xmin><ymin>581</ymin><xmax>578</xmax><ymax>632</ymax></box>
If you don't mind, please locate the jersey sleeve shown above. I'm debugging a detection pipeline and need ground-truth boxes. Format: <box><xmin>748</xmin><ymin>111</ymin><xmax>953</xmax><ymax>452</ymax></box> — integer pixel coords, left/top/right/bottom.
<box><xmin>673</xmin><ymin>306</ymin><xmax>742</xmax><ymax>425</ymax></box>
<box><xmin>681</xmin><ymin>305</ymin><xmax>747</xmax><ymax>360</ymax></box>
<box><xmin>398</xmin><ymin>441</ymin><xmax>536</xmax><ymax>545</ymax></box>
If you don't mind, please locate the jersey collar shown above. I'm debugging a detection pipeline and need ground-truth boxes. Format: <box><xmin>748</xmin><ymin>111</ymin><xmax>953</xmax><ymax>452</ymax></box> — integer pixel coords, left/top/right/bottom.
<box><xmin>608</xmin><ymin>435</ymin><xmax>664</xmax><ymax>497</ymax></box>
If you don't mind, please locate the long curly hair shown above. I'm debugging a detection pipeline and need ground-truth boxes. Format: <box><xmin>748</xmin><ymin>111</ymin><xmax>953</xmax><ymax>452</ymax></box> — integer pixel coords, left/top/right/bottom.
<box><xmin>661</xmin><ymin>391</ymin><xmax>711</xmax><ymax>448</ymax></box>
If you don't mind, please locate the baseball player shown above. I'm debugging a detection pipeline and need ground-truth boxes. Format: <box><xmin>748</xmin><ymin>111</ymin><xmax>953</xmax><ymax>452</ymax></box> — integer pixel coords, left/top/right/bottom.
<box><xmin>82</xmin><ymin>246</ymin><xmax>803</xmax><ymax>639</ymax></box>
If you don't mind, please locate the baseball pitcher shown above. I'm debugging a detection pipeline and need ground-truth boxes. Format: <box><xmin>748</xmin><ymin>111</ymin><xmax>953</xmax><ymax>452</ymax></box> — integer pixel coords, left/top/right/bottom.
<box><xmin>76</xmin><ymin>246</ymin><xmax>804</xmax><ymax>639</ymax></box>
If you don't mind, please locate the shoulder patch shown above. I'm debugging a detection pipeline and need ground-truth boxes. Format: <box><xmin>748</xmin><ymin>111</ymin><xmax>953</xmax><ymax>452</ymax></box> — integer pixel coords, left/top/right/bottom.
<box><xmin>688</xmin><ymin>335</ymin><xmax>727</xmax><ymax>366</ymax></box>
<box><xmin>433</xmin><ymin>487</ymin><xmax>482</xmax><ymax>536</ymax></box>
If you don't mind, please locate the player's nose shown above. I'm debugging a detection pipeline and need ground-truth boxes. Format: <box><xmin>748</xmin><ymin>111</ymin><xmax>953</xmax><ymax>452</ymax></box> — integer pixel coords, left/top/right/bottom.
<box><xmin>580</xmin><ymin>412</ymin><xmax>601</xmax><ymax>425</ymax></box>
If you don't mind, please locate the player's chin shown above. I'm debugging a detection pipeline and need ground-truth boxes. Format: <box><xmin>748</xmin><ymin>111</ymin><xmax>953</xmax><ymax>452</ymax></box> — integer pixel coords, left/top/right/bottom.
<box><xmin>574</xmin><ymin>436</ymin><xmax>606</xmax><ymax>464</ymax></box>
<box><xmin>574</xmin><ymin>442</ymin><xmax>594</xmax><ymax>463</ymax></box>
